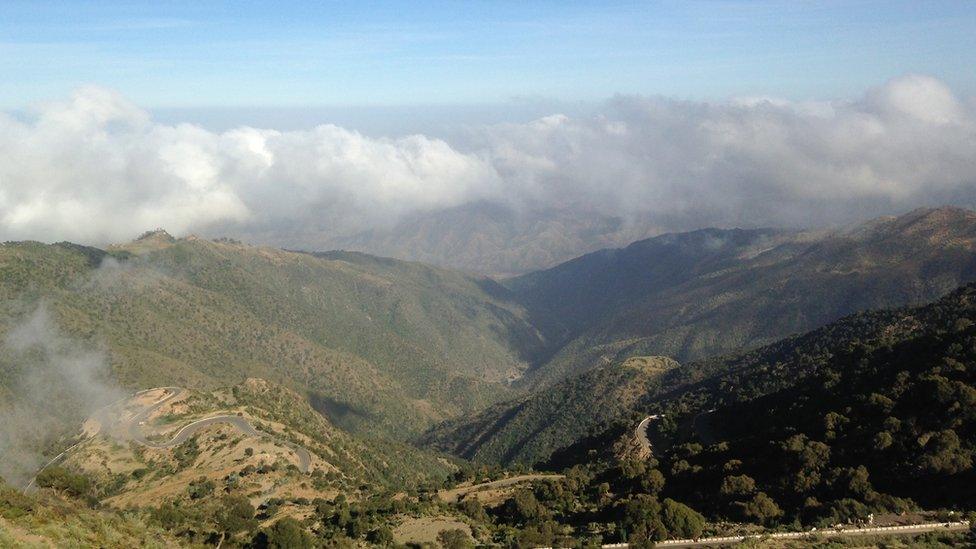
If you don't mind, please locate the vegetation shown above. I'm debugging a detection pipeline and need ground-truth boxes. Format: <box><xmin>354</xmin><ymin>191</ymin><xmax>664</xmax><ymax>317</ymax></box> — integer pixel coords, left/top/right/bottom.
<box><xmin>0</xmin><ymin>233</ymin><xmax>543</xmax><ymax>442</ymax></box>
<box><xmin>511</xmin><ymin>206</ymin><xmax>976</xmax><ymax>386</ymax></box>
<box><xmin>422</xmin><ymin>356</ymin><xmax>678</xmax><ymax>466</ymax></box>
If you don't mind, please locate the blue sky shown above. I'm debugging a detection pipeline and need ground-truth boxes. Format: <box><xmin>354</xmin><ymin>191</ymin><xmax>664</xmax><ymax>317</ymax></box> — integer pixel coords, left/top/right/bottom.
<box><xmin>2</xmin><ymin>1</ymin><xmax>975</xmax><ymax>110</ymax></box>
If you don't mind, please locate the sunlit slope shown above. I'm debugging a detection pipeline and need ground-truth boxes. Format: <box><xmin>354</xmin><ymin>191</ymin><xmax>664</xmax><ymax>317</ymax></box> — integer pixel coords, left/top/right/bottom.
<box><xmin>0</xmin><ymin>233</ymin><xmax>543</xmax><ymax>437</ymax></box>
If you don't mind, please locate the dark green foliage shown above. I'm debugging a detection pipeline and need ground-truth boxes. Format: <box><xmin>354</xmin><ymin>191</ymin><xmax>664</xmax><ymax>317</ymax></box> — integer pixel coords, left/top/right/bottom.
<box><xmin>661</xmin><ymin>498</ymin><xmax>705</xmax><ymax>539</ymax></box>
<box><xmin>623</xmin><ymin>495</ymin><xmax>666</xmax><ymax>544</ymax></box>
<box><xmin>367</xmin><ymin>525</ymin><xmax>394</xmax><ymax>546</ymax></box>
<box><xmin>215</xmin><ymin>495</ymin><xmax>257</xmax><ymax>536</ymax></box>
<box><xmin>0</xmin><ymin>485</ymin><xmax>33</xmax><ymax>519</ymax></box>
<box><xmin>502</xmin><ymin>488</ymin><xmax>550</xmax><ymax>525</ymax></box>
<box><xmin>254</xmin><ymin>517</ymin><xmax>313</xmax><ymax>548</ymax></box>
<box><xmin>437</xmin><ymin>528</ymin><xmax>475</xmax><ymax>549</ymax></box>
<box><xmin>35</xmin><ymin>466</ymin><xmax>91</xmax><ymax>498</ymax></box>
<box><xmin>186</xmin><ymin>477</ymin><xmax>215</xmax><ymax>500</ymax></box>
<box><xmin>625</xmin><ymin>282</ymin><xmax>976</xmax><ymax>524</ymax></box>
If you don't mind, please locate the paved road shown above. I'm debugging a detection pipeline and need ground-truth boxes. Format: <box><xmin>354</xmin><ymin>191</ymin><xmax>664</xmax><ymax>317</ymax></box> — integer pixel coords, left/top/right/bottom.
<box><xmin>593</xmin><ymin>521</ymin><xmax>971</xmax><ymax>548</ymax></box>
<box><xmin>124</xmin><ymin>387</ymin><xmax>312</xmax><ymax>473</ymax></box>
<box><xmin>27</xmin><ymin>386</ymin><xmax>313</xmax><ymax>488</ymax></box>
<box><xmin>635</xmin><ymin>415</ymin><xmax>659</xmax><ymax>455</ymax></box>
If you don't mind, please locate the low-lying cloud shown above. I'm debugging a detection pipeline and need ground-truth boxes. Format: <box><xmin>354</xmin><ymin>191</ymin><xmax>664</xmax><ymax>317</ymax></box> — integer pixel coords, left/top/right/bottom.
<box><xmin>1</xmin><ymin>75</ymin><xmax>974</xmax><ymax>247</ymax></box>
<box><xmin>0</xmin><ymin>305</ymin><xmax>123</xmax><ymax>486</ymax></box>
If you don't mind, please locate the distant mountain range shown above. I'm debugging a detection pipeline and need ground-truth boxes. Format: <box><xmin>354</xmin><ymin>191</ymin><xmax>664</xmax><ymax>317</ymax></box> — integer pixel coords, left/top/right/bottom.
<box><xmin>283</xmin><ymin>201</ymin><xmax>664</xmax><ymax>276</ymax></box>
<box><xmin>513</xmin><ymin>206</ymin><xmax>976</xmax><ymax>386</ymax></box>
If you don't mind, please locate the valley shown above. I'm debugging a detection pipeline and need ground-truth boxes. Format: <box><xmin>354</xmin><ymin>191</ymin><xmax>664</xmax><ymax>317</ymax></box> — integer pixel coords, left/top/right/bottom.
<box><xmin>2</xmin><ymin>207</ymin><xmax>976</xmax><ymax>547</ymax></box>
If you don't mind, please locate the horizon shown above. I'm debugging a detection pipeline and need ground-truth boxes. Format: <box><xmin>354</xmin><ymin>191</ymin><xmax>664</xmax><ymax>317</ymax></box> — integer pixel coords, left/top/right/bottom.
<box><xmin>2</xmin><ymin>2</ymin><xmax>976</xmax><ymax>274</ymax></box>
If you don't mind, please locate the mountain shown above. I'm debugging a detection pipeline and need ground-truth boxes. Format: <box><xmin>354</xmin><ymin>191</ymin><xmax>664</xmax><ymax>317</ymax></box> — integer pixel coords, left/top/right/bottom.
<box><xmin>314</xmin><ymin>202</ymin><xmax>663</xmax><ymax>276</ymax></box>
<box><xmin>513</xmin><ymin>207</ymin><xmax>976</xmax><ymax>386</ymax></box>
<box><xmin>0</xmin><ymin>232</ymin><xmax>543</xmax><ymax>442</ymax></box>
<box><xmin>63</xmin><ymin>379</ymin><xmax>454</xmax><ymax>506</ymax></box>
<box><xmin>614</xmin><ymin>280</ymin><xmax>976</xmax><ymax>521</ymax></box>
<box><xmin>421</xmin><ymin>356</ymin><xmax>678</xmax><ymax>466</ymax></box>
<box><xmin>425</xmin><ymin>280</ymin><xmax>976</xmax><ymax>526</ymax></box>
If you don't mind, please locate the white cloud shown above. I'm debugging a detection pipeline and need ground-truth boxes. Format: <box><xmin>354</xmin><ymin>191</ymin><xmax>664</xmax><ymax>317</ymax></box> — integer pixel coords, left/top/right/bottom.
<box><xmin>1</xmin><ymin>74</ymin><xmax>974</xmax><ymax>247</ymax></box>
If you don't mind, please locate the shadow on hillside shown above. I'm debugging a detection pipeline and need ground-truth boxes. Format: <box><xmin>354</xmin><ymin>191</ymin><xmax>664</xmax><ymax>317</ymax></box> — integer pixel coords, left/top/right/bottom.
<box><xmin>308</xmin><ymin>392</ymin><xmax>374</xmax><ymax>431</ymax></box>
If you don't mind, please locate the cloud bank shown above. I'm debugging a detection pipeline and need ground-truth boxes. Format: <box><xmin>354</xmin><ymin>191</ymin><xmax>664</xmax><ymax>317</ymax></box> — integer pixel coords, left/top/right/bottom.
<box><xmin>1</xmin><ymin>75</ymin><xmax>974</xmax><ymax>247</ymax></box>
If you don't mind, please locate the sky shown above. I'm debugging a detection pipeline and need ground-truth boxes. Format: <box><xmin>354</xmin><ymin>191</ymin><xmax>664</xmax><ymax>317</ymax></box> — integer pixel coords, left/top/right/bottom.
<box><xmin>1</xmin><ymin>1</ymin><xmax>975</xmax><ymax>256</ymax></box>
<box><xmin>2</xmin><ymin>1</ymin><xmax>975</xmax><ymax>112</ymax></box>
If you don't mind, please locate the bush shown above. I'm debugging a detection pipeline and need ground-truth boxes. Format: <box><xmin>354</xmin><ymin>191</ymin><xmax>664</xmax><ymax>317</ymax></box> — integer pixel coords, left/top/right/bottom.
<box><xmin>661</xmin><ymin>498</ymin><xmax>705</xmax><ymax>539</ymax></box>
<box><xmin>216</xmin><ymin>495</ymin><xmax>257</xmax><ymax>535</ymax></box>
<box><xmin>254</xmin><ymin>517</ymin><xmax>313</xmax><ymax>548</ymax></box>
<box><xmin>0</xmin><ymin>487</ymin><xmax>34</xmax><ymax>519</ymax></box>
<box><xmin>35</xmin><ymin>466</ymin><xmax>90</xmax><ymax>498</ymax></box>
<box><xmin>186</xmin><ymin>477</ymin><xmax>215</xmax><ymax>499</ymax></box>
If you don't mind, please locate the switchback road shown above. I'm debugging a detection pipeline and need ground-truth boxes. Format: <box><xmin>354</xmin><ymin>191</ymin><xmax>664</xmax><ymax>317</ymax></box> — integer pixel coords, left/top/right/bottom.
<box><xmin>27</xmin><ymin>386</ymin><xmax>312</xmax><ymax>489</ymax></box>
<box><xmin>124</xmin><ymin>387</ymin><xmax>312</xmax><ymax>473</ymax></box>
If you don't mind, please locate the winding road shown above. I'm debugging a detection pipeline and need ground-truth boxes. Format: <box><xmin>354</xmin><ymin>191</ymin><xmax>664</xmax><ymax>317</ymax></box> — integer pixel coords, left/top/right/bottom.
<box><xmin>26</xmin><ymin>386</ymin><xmax>312</xmax><ymax>490</ymax></box>
<box><xmin>635</xmin><ymin>415</ymin><xmax>659</xmax><ymax>455</ymax></box>
<box><xmin>124</xmin><ymin>387</ymin><xmax>312</xmax><ymax>473</ymax></box>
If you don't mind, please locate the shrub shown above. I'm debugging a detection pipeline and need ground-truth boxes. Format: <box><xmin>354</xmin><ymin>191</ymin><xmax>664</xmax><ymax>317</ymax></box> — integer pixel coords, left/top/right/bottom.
<box><xmin>35</xmin><ymin>466</ymin><xmax>90</xmax><ymax>498</ymax></box>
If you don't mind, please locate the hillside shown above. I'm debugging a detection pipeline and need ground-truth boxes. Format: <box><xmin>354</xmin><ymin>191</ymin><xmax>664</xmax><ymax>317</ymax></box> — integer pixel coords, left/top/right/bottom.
<box><xmin>421</xmin><ymin>356</ymin><xmax>678</xmax><ymax>467</ymax></box>
<box><xmin>513</xmin><ymin>207</ymin><xmax>976</xmax><ymax>386</ymax></box>
<box><xmin>416</xmin><ymin>280</ymin><xmax>976</xmax><ymax>543</ymax></box>
<box><xmin>0</xmin><ymin>233</ymin><xmax>543</xmax><ymax>444</ymax></box>
<box><xmin>631</xmin><ymin>281</ymin><xmax>976</xmax><ymax>523</ymax></box>
<box><xmin>538</xmin><ymin>282</ymin><xmax>976</xmax><ymax>525</ymax></box>
<box><xmin>61</xmin><ymin>379</ymin><xmax>454</xmax><ymax>505</ymax></box>
<box><xmin>6</xmin><ymin>378</ymin><xmax>465</xmax><ymax>547</ymax></box>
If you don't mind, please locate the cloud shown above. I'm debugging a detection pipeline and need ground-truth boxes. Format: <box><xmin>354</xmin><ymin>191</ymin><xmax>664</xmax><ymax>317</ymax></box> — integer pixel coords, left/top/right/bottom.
<box><xmin>471</xmin><ymin>74</ymin><xmax>976</xmax><ymax>230</ymax></box>
<box><xmin>1</xmin><ymin>75</ymin><xmax>974</xmax><ymax>247</ymax></box>
<box><xmin>0</xmin><ymin>304</ymin><xmax>123</xmax><ymax>486</ymax></box>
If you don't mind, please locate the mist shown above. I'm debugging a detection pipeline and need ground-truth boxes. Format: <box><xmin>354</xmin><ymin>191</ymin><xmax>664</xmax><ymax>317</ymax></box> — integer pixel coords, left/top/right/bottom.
<box><xmin>0</xmin><ymin>305</ymin><xmax>123</xmax><ymax>487</ymax></box>
<box><xmin>0</xmin><ymin>74</ymin><xmax>974</xmax><ymax>250</ymax></box>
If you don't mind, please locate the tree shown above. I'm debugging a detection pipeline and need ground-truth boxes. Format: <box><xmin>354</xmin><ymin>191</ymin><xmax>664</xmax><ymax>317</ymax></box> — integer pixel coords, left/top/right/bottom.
<box><xmin>35</xmin><ymin>466</ymin><xmax>90</xmax><ymax>498</ymax></box>
<box><xmin>641</xmin><ymin>469</ymin><xmax>666</xmax><ymax>495</ymax></box>
<box><xmin>918</xmin><ymin>430</ymin><xmax>972</xmax><ymax>474</ymax></box>
<box><xmin>503</xmin><ymin>489</ymin><xmax>549</xmax><ymax>525</ymax></box>
<box><xmin>459</xmin><ymin>498</ymin><xmax>488</xmax><ymax>522</ymax></box>
<box><xmin>254</xmin><ymin>517</ymin><xmax>312</xmax><ymax>548</ymax></box>
<box><xmin>437</xmin><ymin>528</ymin><xmax>475</xmax><ymax>549</ymax></box>
<box><xmin>186</xmin><ymin>476</ymin><xmax>215</xmax><ymax>500</ymax></box>
<box><xmin>367</xmin><ymin>526</ymin><xmax>394</xmax><ymax>546</ymax></box>
<box><xmin>720</xmin><ymin>475</ymin><xmax>756</xmax><ymax>497</ymax></box>
<box><xmin>735</xmin><ymin>492</ymin><xmax>782</xmax><ymax>525</ymax></box>
<box><xmin>623</xmin><ymin>495</ymin><xmax>667</xmax><ymax>545</ymax></box>
<box><xmin>215</xmin><ymin>495</ymin><xmax>257</xmax><ymax>536</ymax></box>
<box><xmin>661</xmin><ymin>499</ymin><xmax>705</xmax><ymax>540</ymax></box>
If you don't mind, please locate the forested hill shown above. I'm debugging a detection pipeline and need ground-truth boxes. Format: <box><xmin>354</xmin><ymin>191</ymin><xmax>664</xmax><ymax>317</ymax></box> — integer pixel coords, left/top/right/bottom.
<box><xmin>421</xmin><ymin>356</ymin><xmax>679</xmax><ymax>466</ymax></box>
<box><xmin>579</xmin><ymin>281</ymin><xmax>976</xmax><ymax>524</ymax></box>
<box><xmin>511</xmin><ymin>206</ymin><xmax>976</xmax><ymax>386</ymax></box>
<box><xmin>0</xmin><ymin>231</ymin><xmax>544</xmax><ymax>440</ymax></box>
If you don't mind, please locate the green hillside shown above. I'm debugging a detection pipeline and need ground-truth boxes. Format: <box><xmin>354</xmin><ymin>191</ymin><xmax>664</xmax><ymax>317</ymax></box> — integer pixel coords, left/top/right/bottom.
<box><xmin>0</xmin><ymin>232</ymin><xmax>543</xmax><ymax>440</ymax></box>
<box><xmin>421</xmin><ymin>356</ymin><xmax>678</xmax><ymax>467</ymax></box>
<box><xmin>512</xmin><ymin>207</ymin><xmax>976</xmax><ymax>386</ymax></box>
<box><xmin>550</xmin><ymin>282</ymin><xmax>976</xmax><ymax>525</ymax></box>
